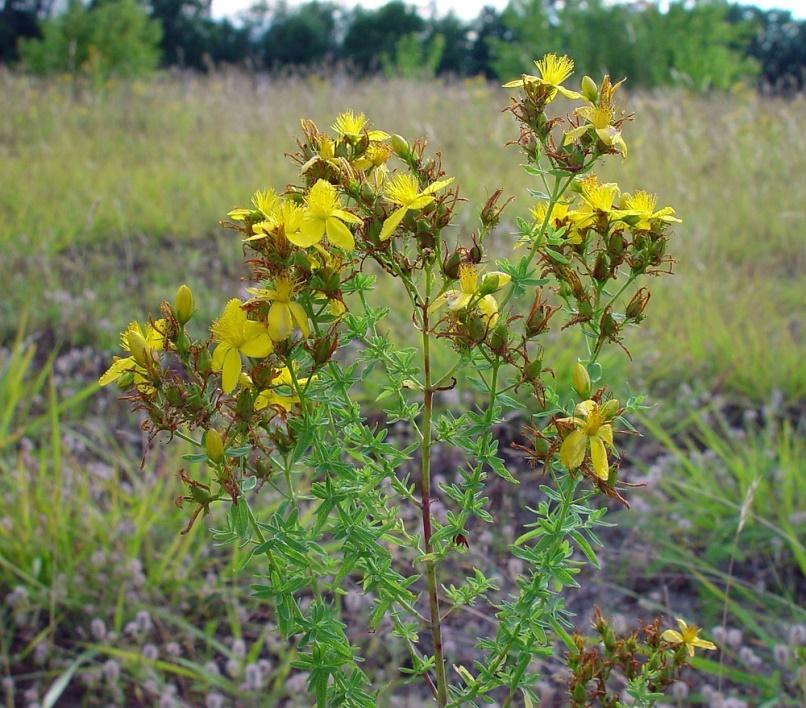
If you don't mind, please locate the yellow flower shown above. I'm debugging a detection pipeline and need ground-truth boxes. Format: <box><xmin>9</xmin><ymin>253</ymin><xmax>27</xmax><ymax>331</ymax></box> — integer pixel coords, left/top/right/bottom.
<box><xmin>379</xmin><ymin>173</ymin><xmax>455</xmax><ymax>242</ymax></box>
<box><xmin>300</xmin><ymin>135</ymin><xmax>342</xmax><ymax>175</ymax></box>
<box><xmin>352</xmin><ymin>142</ymin><xmax>392</xmax><ymax>172</ymax></box>
<box><xmin>569</xmin><ymin>175</ymin><xmax>623</xmax><ymax>230</ymax></box>
<box><xmin>559</xmin><ymin>399</ymin><xmax>615</xmax><ymax>480</ymax></box>
<box><xmin>502</xmin><ymin>53</ymin><xmax>582</xmax><ymax>101</ymax></box>
<box><xmin>662</xmin><ymin>619</ymin><xmax>717</xmax><ymax>657</ymax></box>
<box><xmin>296</xmin><ymin>180</ymin><xmax>362</xmax><ymax>251</ymax></box>
<box><xmin>246</xmin><ymin>200</ymin><xmax>306</xmax><ymax>244</ymax></box>
<box><xmin>255</xmin><ymin>367</ymin><xmax>313</xmax><ymax>413</ymax></box>
<box><xmin>211</xmin><ymin>299</ymin><xmax>273</xmax><ymax>393</ymax></box>
<box><xmin>246</xmin><ymin>273</ymin><xmax>310</xmax><ymax>342</ymax></box>
<box><xmin>331</xmin><ymin>111</ymin><xmax>390</xmax><ymax>142</ymax></box>
<box><xmin>527</xmin><ymin>200</ymin><xmax>582</xmax><ymax>244</ymax></box>
<box><xmin>563</xmin><ymin>104</ymin><xmax>628</xmax><ymax>157</ymax></box>
<box><xmin>620</xmin><ymin>191</ymin><xmax>682</xmax><ymax>231</ymax></box>
<box><xmin>99</xmin><ymin>319</ymin><xmax>166</xmax><ymax>392</ymax></box>
<box><xmin>429</xmin><ymin>264</ymin><xmax>510</xmax><ymax>327</ymax></box>
<box><xmin>228</xmin><ymin>188</ymin><xmax>281</xmax><ymax>223</ymax></box>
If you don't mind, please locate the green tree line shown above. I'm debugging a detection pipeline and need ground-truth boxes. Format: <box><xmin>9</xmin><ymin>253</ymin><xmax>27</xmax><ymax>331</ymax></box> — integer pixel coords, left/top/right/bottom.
<box><xmin>1</xmin><ymin>0</ymin><xmax>804</xmax><ymax>92</ymax></box>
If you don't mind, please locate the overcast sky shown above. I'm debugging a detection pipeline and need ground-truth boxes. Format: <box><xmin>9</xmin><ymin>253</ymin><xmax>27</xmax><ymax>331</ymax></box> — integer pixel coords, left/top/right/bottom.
<box><xmin>212</xmin><ymin>0</ymin><xmax>805</xmax><ymax>22</ymax></box>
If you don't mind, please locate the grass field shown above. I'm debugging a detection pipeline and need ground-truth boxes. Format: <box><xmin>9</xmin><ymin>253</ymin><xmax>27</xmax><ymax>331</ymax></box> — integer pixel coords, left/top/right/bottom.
<box><xmin>1</xmin><ymin>72</ymin><xmax>804</xmax><ymax>398</ymax></box>
<box><xmin>0</xmin><ymin>72</ymin><xmax>804</xmax><ymax>705</ymax></box>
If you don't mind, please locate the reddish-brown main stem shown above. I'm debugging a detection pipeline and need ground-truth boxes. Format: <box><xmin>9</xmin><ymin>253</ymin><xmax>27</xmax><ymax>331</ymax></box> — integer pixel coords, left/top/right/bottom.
<box><xmin>419</xmin><ymin>274</ymin><xmax>448</xmax><ymax>706</ymax></box>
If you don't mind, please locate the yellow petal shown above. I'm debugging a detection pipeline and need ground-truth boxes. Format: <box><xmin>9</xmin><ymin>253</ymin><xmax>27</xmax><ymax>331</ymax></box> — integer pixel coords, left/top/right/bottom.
<box><xmin>211</xmin><ymin>299</ymin><xmax>246</xmax><ymax>345</ymax></box>
<box><xmin>254</xmin><ymin>389</ymin><xmax>271</xmax><ymax>411</ymax></box>
<box><xmin>408</xmin><ymin>194</ymin><xmax>435</xmax><ymax>210</ymax></box>
<box><xmin>692</xmin><ymin>638</ymin><xmax>717</xmax><ymax>651</ymax></box>
<box><xmin>560</xmin><ymin>430</ymin><xmax>587</xmax><ymax>470</ymax></box>
<box><xmin>502</xmin><ymin>78</ymin><xmax>527</xmax><ymax>88</ymax></box>
<box><xmin>98</xmin><ymin>357</ymin><xmax>133</xmax><ymax>386</ymax></box>
<box><xmin>211</xmin><ymin>342</ymin><xmax>231</xmax><ymax>372</ymax></box>
<box><xmin>267</xmin><ymin>302</ymin><xmax>293</xmax><ymax>342</ymax></box>
<box><xmin>332</xmin><ymin>208</ymin><xmax>363</xmax><ymax>225</ymax></box>
<box><xmin>221</xmin><ymin>348</ymin><xmax>242</xmax><ymax>394</ymax></box>
<box><xmin>288</xmin><ymin>301</ymin><xmax>311</xmax><ymax>338</ymax></box>
<box><xmin>478</xmin><ymin>294</ymin><xmax>499</xmax><ymax>325</ymax></box>
<box><xmin>325</xmin><ymin>217</ymin><xmax>355</xmax><ymax>251</ymax></box>
<box><xmin>445</xmin><ymin>291</ymin><xmax>473</xmax><ymax>311</ymax></box>
<box><xmin>556</xmin><ymin>85</ymin><xmax>583</xmax><ymax>100</ymax></box>
<box><xmin>575</xmin><ymin>399</ymin><xmax>596</xmax><ymax>417</ymax></box>
<box><xmin>662</xmin><ymin>629</ymin><xmax>683</xmax><ymax>644</ymax></box>
<box><xmin>274</xmin><ymin>367</ymin><xmax>294</xmax><ymax>385</ymax></box>
<box><xmin>293</xmin><ymin>218</ymin><xmax>325</xmax><ymax>247</ymax></box>
<box><xmin>379</xmin><ymin>206</ymin><xmax>408</xmax><ymax>241</ymax></box>
<box><xmin>240</xmin><ymin>328</ymin><xmax>273</xmax><ymax>358</ymax></box>
<box><xmin>227</xmin><ymin>208</ymin><xmax>252</xmax><ymax>221</ymax></box>
<box><xmin>597</xmin><ymin>424</ymin><xmax>613</xmax><ymax>448</ymax></box>
<box><xmin>563</xmin><ymin>125</ymin><xmax>589</xmax><ymax>145</ymax></box>
<box><xmin>422</xmin><ymin>176</ymin><xmax>455</xmax><ymax>195</ymax></box>
<box><xmin>428</xmin><ymin>290</ymin><xmax>453</xmax><ymax>314</ymax></box>
<box><xmin>589</xmin><ymin>435</ymin><xmax>609</xmax><ymax>480</ymax></box>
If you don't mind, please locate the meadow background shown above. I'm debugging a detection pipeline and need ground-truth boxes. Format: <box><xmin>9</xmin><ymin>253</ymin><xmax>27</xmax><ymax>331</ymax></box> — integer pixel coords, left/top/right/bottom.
<box><xmin>1</xmin><ymin>0</ymin><xmax>805</xmax><ymax>705</ymax></box>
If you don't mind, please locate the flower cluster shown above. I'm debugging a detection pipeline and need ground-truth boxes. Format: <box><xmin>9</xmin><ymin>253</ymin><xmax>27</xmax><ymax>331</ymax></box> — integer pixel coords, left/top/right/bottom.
<box><xmin>567</xmin><ymin>609</ymin><xmax>717</xmax><ymax>705</ymax></box>
<box><xmin>98</xmin><ymin>57</ymin><xmax>698</xmax><ymax>707</ymax></box>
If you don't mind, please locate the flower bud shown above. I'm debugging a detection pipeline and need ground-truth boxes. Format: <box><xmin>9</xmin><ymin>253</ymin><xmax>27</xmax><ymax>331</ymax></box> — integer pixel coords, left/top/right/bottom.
<box><xmin>524</xmin><ymin>354</ymin><xmax>543</xmax><ymax>381</ymax></box>
<box><xmin>312</xmin><ymin>332</ymin><xmax>339</xmax><ymax>366</ymax></box>
<box><xmin>441</xmin><ymin>250</ymin><xmax>463</xmax><ymax>280</ymax></box>
<box><xmin>196</xmin><ymin>347</ymin><xmax>212</xmax><ymax>375</ymax></box>
<box><xmin>360</xmin><ymin>181</ymin><xmax>375</xmax><ymax>202</ymax></box>
<box><xmin>600</xmin><ymin>399</ymin><xmax>620</xmax><ymax>420</ymax></box>
<box><xmin>175</xmin><ymin>284</ymin><xmax>194</xmax><ymax>325</ymax></box>
<box><xmin>607</xmin><ymin>231</ymin><xmax>625</xmax><ymax>261</ymax></box>
<box><xmin>165</xmin><ymin>386</ymin><xmax>184</xmax><ymax>407</ymax></box>
<box><xmin>467</xmin><ymin>314</ymin><xmax>487</xmax><ymax>341</ymax></box>
<box><xmin>390</xmin><ymin>134</ymin><xmax>410</xmax><ymax>158</ymax></box>
<box><xmin>117</xmin><ymin>371</ymin><xmax>135</xmax><ymax>389</ymax></box>
<box><xmin>625</xmin><ymin>287</ymin><xmax>651</xmax><ymax>322</ymax></box>
<box><xmin>530</xmin><ymin>436</ymin><xmax>549</xmax><ymax>458</ymax></box>
<box><xmin>488</xmin><ymin>323</ymin><xmax>508</xmax><ymax>354</ymax></box>
<box><xmin>581</xmin><ymin>75</ymin><xmax>598</xmax><ymax>103</ymax></box>
<box><xmin>480</xmin><ymin>189</ymin><xmax>509</xmax><ymax>230</ymax></box>
<box><xmin>600</xmin><ymin>311</ymin><xmax>619</xmax><ymax>338</ymax></box>
<box><xmin>204</xmin><ymin>429</ymin><xmax>225</xmax><ymax>464</ymax></box>
<box><xmin>592</xmin><ymin>253</ymin><xmax>609</xmax><ymax>283</ymax></box>
<box><xmin>479</xmin><ymin>271</ymin><xmax>511</xmax><ymax>296</ymax></box>
<box><xmin>562</xmin><ymin>267</ymin><xmax>585</xmax><ymax>299</ymax></box>
<box><xmin>235</xmin><ymin>389</ymin><xmax>253</xmax><ymax>421</ymax></box>
<box><xmin>468</xmin><ymin>240</ymin><xmax>483</xmax><ymax>264</ymax></box>
<box><xmin>572</xmin><ymin>363</ymin><xmax>591</xmax><ymax>398</ymax></box>
<box><xmin>525</xmin><ymin>290</ymin><xmax>554</xmax><ymax>338</ymax></box>
<box><xmin>127</xmin><ymin>330</ymin><xmax>150</xmax><ymax>368</ymax></box>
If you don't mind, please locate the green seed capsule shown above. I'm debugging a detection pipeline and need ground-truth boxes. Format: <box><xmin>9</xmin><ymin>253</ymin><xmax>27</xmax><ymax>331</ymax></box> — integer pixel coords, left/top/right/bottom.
<box><xmin>572</xmin><ymin>362</ymin><xmax>591</xmax><ymax>398</ymax></box>
<box><xmin>204</xmin><ymin>429</ymin><xmax>225</xmax><ymax>464</ymax></box>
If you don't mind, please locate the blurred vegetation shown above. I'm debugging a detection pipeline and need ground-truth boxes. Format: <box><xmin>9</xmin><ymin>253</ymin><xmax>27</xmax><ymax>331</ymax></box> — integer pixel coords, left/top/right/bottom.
<box><xmin>1</xmin><ymin>0</ymin><xmax>805</xmax><ymax>92</ymax></box>
<box><xmin>17</xmin><ymin>0</ymin><xmax>161</xmax><ymax>83</ymax></box>
<box><xmin>0</xmin><ymin>73</ymin><xmax>802</xmax><ymax>403</ymax></box>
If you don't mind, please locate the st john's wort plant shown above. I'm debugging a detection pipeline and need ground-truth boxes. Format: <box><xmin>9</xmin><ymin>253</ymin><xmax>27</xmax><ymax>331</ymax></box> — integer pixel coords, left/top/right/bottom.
<box><xmin>99</xmin><ymin>54</ymin><xmax>713</xmax><ymax>705</ymax></box>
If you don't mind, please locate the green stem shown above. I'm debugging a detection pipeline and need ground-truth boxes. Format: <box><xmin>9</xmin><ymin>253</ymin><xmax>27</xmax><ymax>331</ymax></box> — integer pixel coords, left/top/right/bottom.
<box><xmin>499</xmin><ymin>173</ymin><xmax>576</xmax><ymax>310</ymax></box>
<box><xmin>461</xmin><ymin>477</ymin><xmax>575</xmax><ymax>704</ymax></box>
<box><xmin>420</xmin><ymin>262</ymin><xmax>448</xmax><ymax>707</ymax></box>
